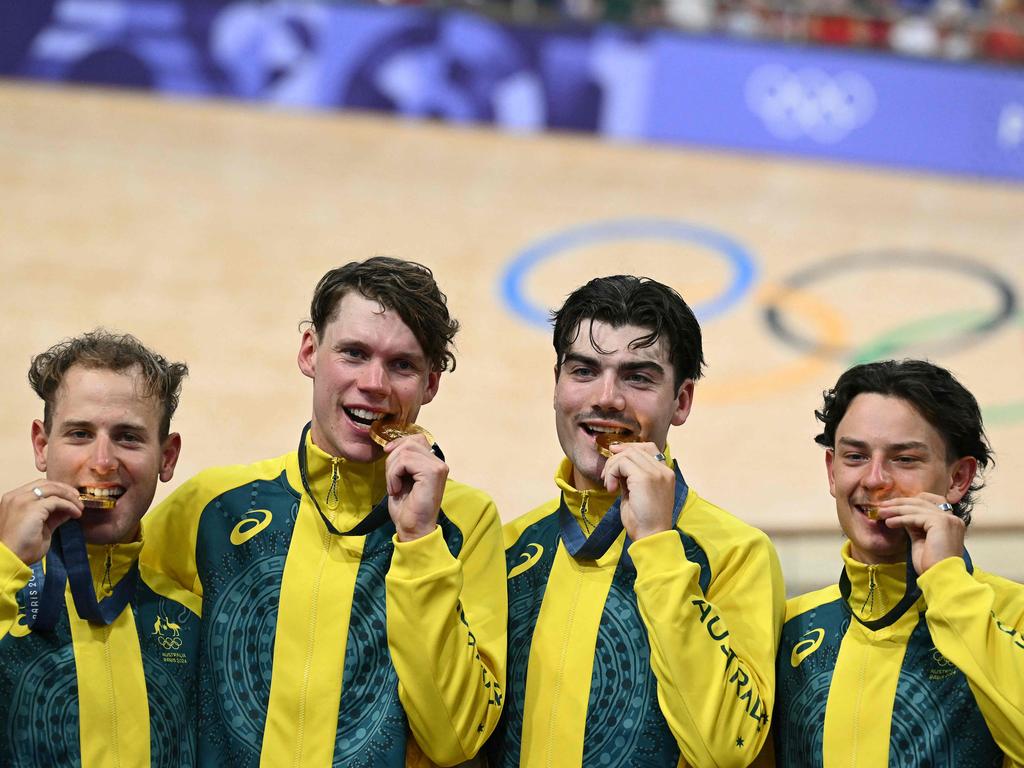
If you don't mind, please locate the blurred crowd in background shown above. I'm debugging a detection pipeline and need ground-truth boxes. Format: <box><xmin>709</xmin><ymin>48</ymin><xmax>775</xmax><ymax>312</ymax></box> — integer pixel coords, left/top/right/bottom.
<box><xmin>375</xmin><ymin>0</ymin><xmax>1024</xmax><ymax>63</ymax></box>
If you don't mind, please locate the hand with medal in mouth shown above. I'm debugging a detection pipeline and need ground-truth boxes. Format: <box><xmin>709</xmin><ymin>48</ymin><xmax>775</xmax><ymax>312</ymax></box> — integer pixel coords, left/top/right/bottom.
<box><xmin>595</xmin><ymin>431</ymin><xmax>643</xmax><ymax>458</ymax></box>
<box><xmin>370</xmin><ymin>409</ymin><xmax>444</xmax><ymax>542</ymax></box>
<box><xmin>595</xmin><ymin>430</ymin><xmax>675</xmax><ymax>541</ymax></box>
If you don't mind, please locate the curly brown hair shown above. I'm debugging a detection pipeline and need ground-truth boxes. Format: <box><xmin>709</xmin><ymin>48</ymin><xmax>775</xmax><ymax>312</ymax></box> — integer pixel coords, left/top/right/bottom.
<box><xmin>28</xmin><ymin>330</ymin><xmax>188</xmax><ymax>440</ymax></box>
<box><xmin>309</xmin><ymin>256</ymin><xmax>459</xmax><ymax>372</ymax></box>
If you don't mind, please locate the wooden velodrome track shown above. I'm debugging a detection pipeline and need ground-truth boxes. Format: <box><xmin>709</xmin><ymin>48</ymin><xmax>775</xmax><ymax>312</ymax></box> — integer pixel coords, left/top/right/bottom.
<box><xmin>1</xmin><ymin>81</ymin><xmax>1022</xmax><ymax>592</ymax></box>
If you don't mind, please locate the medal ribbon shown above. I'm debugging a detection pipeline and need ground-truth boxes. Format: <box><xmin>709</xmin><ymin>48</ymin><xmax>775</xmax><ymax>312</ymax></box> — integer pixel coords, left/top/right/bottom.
<box><xmin>58</xmin><ymin>520</ymin><xmax>139</xmax><ymax>625</ymax></box>
<box><xmin>21</xmin><ymin>519</ymin><xmax>139</xmax><ymax>631</ymax></box>
<box><xmin>839</xmin><ymin>542</ymin><xmax>974</xmax><ymax>631</ymax></box>
<box><xmin>22</xmin><ymin>542</ymin><xmax>68</xmax><ymax>632</ymax></box>
<box><xmin>558</xmin><ymin>461</ymin><xmax>689</xmax><ymax>568</ymax></box>
<box><xmin>297</xmin><ymin>421</ymin><xmax>445</xmax><ymax>537</ymax></box>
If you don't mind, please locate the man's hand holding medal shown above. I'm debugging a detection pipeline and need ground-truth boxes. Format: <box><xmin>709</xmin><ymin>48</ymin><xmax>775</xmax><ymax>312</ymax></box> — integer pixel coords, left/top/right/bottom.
<box><xmin>371</xmin><ymin>414</ymin><xmax>447</xmax><ymax>542</ymax></box>
<box><xmin>0</xmin><ymin>479</ymin><xmax>83</xmax><ymax>566</ymax></box>
<box><xmin>597</xmin><ymin>433</ymin><xmax>676</xmax><ymax>541</ymax></box>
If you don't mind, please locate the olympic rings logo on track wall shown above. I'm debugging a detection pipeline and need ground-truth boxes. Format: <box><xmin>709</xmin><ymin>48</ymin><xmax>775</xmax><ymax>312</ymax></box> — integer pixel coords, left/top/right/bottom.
<box><xmin>500</xmin><ymin>219</ymin><xmax>758</xmax><ymax>328</ymax></box>
<box><xmin>763</xmin><ymin>251</ymin><xmax>1017</xmax><ymax>359</ymax></box>
<box><xmin>500</xmin><ymin>222</ymin><xmax>1021</xmax><ymax>419</ymax></box>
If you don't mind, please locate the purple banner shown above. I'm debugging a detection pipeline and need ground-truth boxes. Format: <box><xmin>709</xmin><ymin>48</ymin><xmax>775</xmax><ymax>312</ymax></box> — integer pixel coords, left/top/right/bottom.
<box><xmin>2</xmin><ymin>0</ymin><xmax>1021</xmax><ymax>181</ymax></box>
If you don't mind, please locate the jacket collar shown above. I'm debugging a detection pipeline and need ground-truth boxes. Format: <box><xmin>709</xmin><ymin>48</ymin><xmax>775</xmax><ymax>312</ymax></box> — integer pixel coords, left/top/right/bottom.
<box><xmin>841</xmin><ymin>540</ymin><xmax>913</xmax><ymax>623</ymax></box>
<box><xmin>288</xmin><ymin>428</ymin><xmax>388</xmax><ymax>530</ymax></box>
<box><xmin>85</xmin><ymin>536</ymin><xmax>143</xmax><ymax>597</ymax></box>
<box><xmin>555</xmin><ymin>446</ymin><xmax>675</xmax><ymax>527</ymax></box>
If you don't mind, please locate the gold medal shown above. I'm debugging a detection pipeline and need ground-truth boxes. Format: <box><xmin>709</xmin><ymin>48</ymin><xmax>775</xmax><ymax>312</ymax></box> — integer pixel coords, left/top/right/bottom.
<box><xmin>866</xmin><ymin>506</ymin><xmax>879</xmax><ymax>520</ymax></box>
<box><xmin>80</xmin><ymin>493</ymin><xmax>116</xmax><ymax>510</ymax></box>
<box><xmin>370</xmin><ymin>418</ymin><xmax>434</xmax><ymax>448</ymax></box>
<box><xmin>595</xmin><ymin>432</ymin><xmax>642</xmax><ymax>458</ymax></box>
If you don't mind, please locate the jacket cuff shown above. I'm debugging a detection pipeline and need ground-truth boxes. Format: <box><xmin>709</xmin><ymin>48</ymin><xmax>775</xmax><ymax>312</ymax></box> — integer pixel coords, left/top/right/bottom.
<box><xmin>389</xmin><ymin>525</ymin><xmax>457</xmax><ymax>580</ymax></box>
<box><xmin>0</xmin><ymin>542</ymin><xmax>32</xmax><ymax>593</ymax></box>
<box><xmin>918</xmin><ymin>555</ymin><xmax>970</xmax><ymax>605</ymax></box>
<box><xmin>629</xmin><ymin>529</ymin><xmax>689</xmax><ymax>578</ymax></box>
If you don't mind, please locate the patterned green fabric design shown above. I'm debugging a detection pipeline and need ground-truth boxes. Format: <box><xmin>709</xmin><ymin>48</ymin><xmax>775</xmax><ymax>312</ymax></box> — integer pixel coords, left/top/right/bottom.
<box><xmin>194</xmin><ymin>472</ymin><xmax>299</xmax><ymax>766</ymax></box>
<box><xmin>889</xmin><ymin>617</ymin><xmax>1001</xmax><ymax>767</ymax></box>
<box><xmin>582</xmin><ymin>560</ymin><xmax>678</xmax><ymax>767</ymax></box>
<box><xmin>0</xmin><ymin>608</ymin><xmax>80</xmax><ymax>767</ymax></box>
<box><xmin>334</xmin><ymin>521</ymin><xmax>407</xmax><ymax>767</ymax></box>
<box><xmin>488</xmin><ymin>481</ymin><xmax>712</xmax><ymax>768</ymax></box>
<box><xmin>192</xmin><ymin>468</ymin><xmax>470</xmax><ymax>768</ymax></box>
<box><xmin>486</xmin><ymin>513</ymin><xmax>560</xmax><ymax>768</ymax></box>
<box><xmin>773</xmin><ymin>596</ymin><xmax>848</xmax><ymax>768</ymax></box>
<box><xmin>0</xmin><ymin>568</ymin><xmax>199</xmax><ymax>767</ymax></box>
<box><xmin>677</xmin><ymin>531</ymin><xmax>712</xmax><ymax>595</ymax></box>
<box><xmin>133</xmin><ymin>579</ymin><xmax>200</xmax><ymax>767</ymax></box>
<box><xmin>775</xmin><ymin>598</ymin><xmax>1004</xmax><ymax>767</ymax></box>
<box><xmin>330</xmin><ymin>513</ymin><xmax>464</xmax><ymax>767</ymax></box>
<box><xmin>579</xmin><ymin>528</ymin><xmax>711</xmax><ymax>767</ymax></box>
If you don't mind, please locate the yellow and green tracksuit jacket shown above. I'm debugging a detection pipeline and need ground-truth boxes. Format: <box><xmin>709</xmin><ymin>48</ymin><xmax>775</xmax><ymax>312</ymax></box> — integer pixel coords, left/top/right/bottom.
<box><xmin>0</xmin><ymin>533</ymin><xmax>200</xmax><ymax>767</ymax></box>
<box><xmin>140</xmin><ymin>431</ymin><xmax>507</xmax><ymax>768</ymax></box>
<box><xmin>488</xmin><ymin>454</ymin><xmax>786</xmax><ymax>768</ymax></box>
<box><xmin>772</xmin><ymin>542</ymin><xmax>1024</xmax><ymax>767</ymax></box>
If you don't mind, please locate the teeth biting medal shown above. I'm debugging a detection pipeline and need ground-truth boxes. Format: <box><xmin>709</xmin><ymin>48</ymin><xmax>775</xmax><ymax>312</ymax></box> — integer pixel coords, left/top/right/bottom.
<box><xmin>595</xmin><ymin>432</ymin><xmax>642</xmax><ymax>458</ymax></box>
<box><xmin>79</xmin><ymin>490</ymin><xmax>117</xmax><ymax>509</ymax></box>
<box><xmin>370</xmin><ymin>417</ymin><xmax>434</xmax><ymax>447</ymax></box>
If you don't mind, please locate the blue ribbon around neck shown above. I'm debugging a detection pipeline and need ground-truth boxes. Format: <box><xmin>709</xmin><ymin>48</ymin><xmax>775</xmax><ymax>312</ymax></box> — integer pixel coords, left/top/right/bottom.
<box><xmin>58</xmin><ymin>520</ymin><xmax>139</xmax><ymax>625</ymax></box>
<box><xmin>22</xmin><ymin>542</ymin><xmax>67</xmax><ymax>632</ymax></box>
<box><xmin>839</xmin><ymin>542</ymin><xmax>974</xmax><ymax>631</ymax></box>
<box><xmin>21</xmin><ymin>519</ymin><xmax>138</xmax><ymax>631</ymax></box>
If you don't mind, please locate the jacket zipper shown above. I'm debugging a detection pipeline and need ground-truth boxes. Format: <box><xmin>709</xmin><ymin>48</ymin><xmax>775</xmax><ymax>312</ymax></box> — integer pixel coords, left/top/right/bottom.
<box><xmin>102</xmin><ymin>546</ymin><xmax>114</xmax><ymax>596</ymax></box>
<box><xmin>857</xmin><ymin>566</ymin><xmax>891</xmax><ymax>621</ymax></box>
<box><xmin>293</xmin><ymin>502</ymin><xmax>334</xmax><ymax>767</ymax></box>
<box><xmin>545</xmin><ymin>569</ymin><xmax>584</xmax><ymax>767</ymax></box>
<box><xmin>859</xmin><ymin>566</ymin><xmax>877</xmax><ymax>619</ymax></box>
<box><xmin>326</xmin><ymin>457</ymin><xmax>341</xmax><ymax>510</ymax></box>
<box><xmin>103</xmin><ymin>623</ymin><xmax>122</xmax><ymax>768</ymax></box>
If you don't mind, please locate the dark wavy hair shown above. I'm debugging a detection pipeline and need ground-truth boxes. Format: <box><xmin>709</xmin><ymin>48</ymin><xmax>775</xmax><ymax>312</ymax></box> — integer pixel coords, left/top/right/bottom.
<box><xmin>29</xmin><ymin>330</ymin><xmax>188</xmax><ymax>440</ymax></box>
<box><xmin>815</xmin><ymin>359</ymin><xmax>992</xmax><ymax>525</ymax></box>
<box><xmin>551</xmin><ymin>275</ymin><xmax>704</xmax><ymax>390</ymax></box>
<box><xmin>310</xmin><ymin>256</ymin><xmax>459</xmax><ymax>373</ymax></box>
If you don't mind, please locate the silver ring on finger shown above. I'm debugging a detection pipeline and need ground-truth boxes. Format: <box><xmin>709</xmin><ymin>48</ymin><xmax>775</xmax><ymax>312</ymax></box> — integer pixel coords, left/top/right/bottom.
<box><xmin>653</xmin><ymin>452</ymin><xmax>666</xmax><ymax>463</ymax></box>
<box><xmin>32</xmin><ymin>487</ymin><xmax>44</xmax><ymax>500</ymax></box>
<box><xmin>937</xmin><ymin>501</ymin><xmax>954</xmax><ymax>513</ymax></box>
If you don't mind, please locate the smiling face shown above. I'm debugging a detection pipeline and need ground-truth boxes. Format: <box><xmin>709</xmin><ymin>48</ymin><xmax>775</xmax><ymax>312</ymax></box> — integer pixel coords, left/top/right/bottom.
<box><xmin>31</xmin><ymin>365</ymin><xmax>181</xmax><ymax>545</ymax></box>
<box><xmin>553</xmin><ymin>320</ymin><xmax>693</xmax><ymax>491</ymax></box>
<box><xmin>826</xmin><ymin>392</ymin><xmax>974</xmax><ymax>564</ymax></box>
<box><xmin>298</xmin><ymin>291</ymin><xmax>441</xmax><ymax>463</ymax></box>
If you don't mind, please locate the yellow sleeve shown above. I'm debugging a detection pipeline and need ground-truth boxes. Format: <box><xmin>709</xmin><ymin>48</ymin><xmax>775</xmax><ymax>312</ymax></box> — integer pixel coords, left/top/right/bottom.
<box><xmin>385</xmin><ymin>500</ymin><xmax>507</xmax><ymax>767</ymax></box>
<box><xmin>630</xmin><ymin>528</ymin><xmax>785</xmax><ymax>768</ymax></box>
<box><xmin>919</xmin><ymin>557</ymin><xmax>1024</xmax><ymax>765</ymax></box>
<box><xmin>140</xmin><ymin>478</ymin><xmax>206</xmax><ymax>601</ymax></box>
<box><xmin>0</xmin><ymin>542</ymin><xmax>31</xmax><ymax>638</ymax></box>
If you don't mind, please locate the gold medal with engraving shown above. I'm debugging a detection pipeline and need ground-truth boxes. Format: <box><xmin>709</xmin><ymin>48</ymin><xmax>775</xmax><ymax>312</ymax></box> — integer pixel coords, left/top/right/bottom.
<box><xmin>370</xmin><ymin>418</ymin><xmax>434</xmax><ymax>448</ymax></box>
<box><xmin>866</xmin><ymin>506</ymin><xmax>879</xmax><ymax>520</ymax></box>
<box><xmin>595</xmin><ymin>432</ymin><xmax>642</xmax><ymax>458</ymax></box>
<box><xmin>80</xmin><ymin>493</ymin><xmax>116</xmax><ymax>510</ymax></box>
